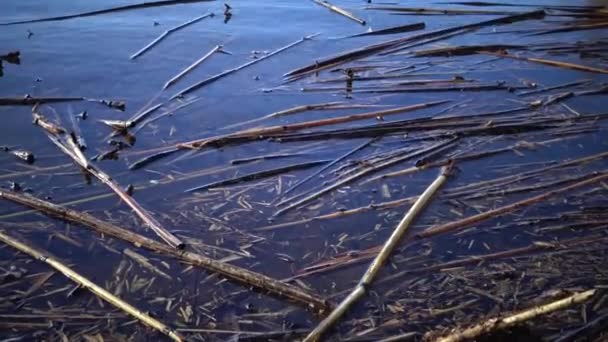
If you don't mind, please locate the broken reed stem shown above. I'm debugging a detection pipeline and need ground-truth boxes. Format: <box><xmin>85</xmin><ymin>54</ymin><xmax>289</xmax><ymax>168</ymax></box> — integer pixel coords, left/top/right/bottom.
<box><xmin>171</xmin><ymin>33</ymin><xmax>319</xmax><ymax>99</ymax></box>
<box><xmin>130</xmin><ymin>12</ymin><xmax>214</xmax><ymax>60</ymax></box>
<box><xmin>276</xmin><ymin>138</ymin><xmax>376</xmax><ymax>201</ymax></box>
<box><xmin>0</xmin><ymin>230</ymin><xmax>184</xmax><ymax>342</ymax></box>
<box><xmin>418</xmin><ymin>170</ymin><xmax>608</xmax><ymax>238</ymax></box>
<box><xmin>303</xmin><ymin>164</ymin><xmax>453</xmax><ymax>342</ymax></box>
<box><xmin>128</xmin><ymin>100</ymin><xmax>447</xmax><ymax>169</ymax></box>
<box><xmin>33</xmin><ymin>112</ymin><xmax>184</xmax><ymax>249</ymax></box>
<box><xmin>0</xmin><ymin>0</ymin><xmax>215</xmax><ymax>26</ymax></box>
<box><xmin>0</xmin><ymin>190</ymin><xmax>329</xmax><ymax>313</ymax></box>
<box><xmin>312</xmin><ymin>0</ymin><xmax>366</xmax><ymax>25</ymax></box>
<box><xmin>173</xmin><ymin>100</ymin><xmax>447</xmax><ymax>150</ymax></box>
<box><xmin>431</xmin><ymin>289</ymin><xmax>596</xmax><ymax>342</ymax></box>
<box><xmin>163</xmin><ymin>44</ymin><xmax>221</xmax><ymax>89</ymax></box>
<box><xmin>481</xmin><ymin>51</ymin><xmax>608</xmax><ymax>74</ymax></box>
<box><xmin>275</xmin><ymin>139</ymin><xmax>457</xmax><ymax>217</ymax></box>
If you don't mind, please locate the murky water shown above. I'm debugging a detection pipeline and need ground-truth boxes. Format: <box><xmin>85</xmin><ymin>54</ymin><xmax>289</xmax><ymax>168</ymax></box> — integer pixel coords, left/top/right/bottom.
<box><xmin>1</xmin><ymin>1</ymin><xmax>608</xmax><ymax>341</ymax></box>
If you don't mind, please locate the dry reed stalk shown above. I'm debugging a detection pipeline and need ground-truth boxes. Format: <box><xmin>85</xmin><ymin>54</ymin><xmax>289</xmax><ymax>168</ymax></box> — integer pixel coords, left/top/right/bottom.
<box><xmin>0</xmin><ymin>0</ymin><xmax>215</xmax><ymax>26</ymax></box>
<box><xmin>303</xmin><ymin>164</ymin><xmax>453</xmax><ymax>342</ymax></box>
<box><xmin>419</xmin><ymin>170</ymin><xmax>608</xmax><ymax>238</ymax></box>
<box><xmin>163</xmin><ymin>44</ymin><xmax>221</xmax><ymax>89</ymax></box>
<box><xmin>313</xmin><ymin>0</ymin><xmax>366</xmax><ymax>25</ymax></box>
<box><xmin>171</xmin><ymin>33</ymin><xmax>320</xmax><ymax>99</ymax></box>
<box><xmin>131</xmin><ymin>12</ymin><xmax>214</xmax><ymax>59</ymax></box>
<box><xmin>430</xmin><ymin>290</ymin><xmax>596</xmax><ymax>342</ymax></box>
<box><xmin>0</xmin><ymin>190</ymin><xmax>330</xmax><ymax>313</ymax></box>
<box><xmin>481</xmin><ymin>51</ymin><xmax>608</xmax><ymax>74</ymax></box>
<box><xmin>0</xmin><ymin>230</ymin><xmax>184</xmax><ymax>342</ymax></box>
<box><xmin>33</xmin><ymin>111</ymin><xmax>184</xmax><ymax>249</ymax></box>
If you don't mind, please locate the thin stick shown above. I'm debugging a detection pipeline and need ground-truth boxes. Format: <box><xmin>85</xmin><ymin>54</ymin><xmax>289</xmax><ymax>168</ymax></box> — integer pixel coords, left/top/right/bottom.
<box><xmin>481</xmin><ymin>51</ymin><xmax>608</xmax><ymax>74</ymax></box>
<box><xmin>0</xmin><ymin>230</ymin><xmax>184</xmax><ymax>342</ymax></box>
<box><xmin>313</xmin><ymin>0</ymin><xmax>366</xmax><ymax>25</ymax></box>
<box><xmin>131</xmin><ymin>12</ymin><xmax>214</xmax><ymax>59</ymax></box>
<box><xmin>419</xmin><ymin>170</ymin><xmax>608</xmax><ymax>238</ymax></box>
<box><xmin>344</xmin><ymin>22</ymin><xmax>425</xmax><ymax>38</ymax></box>
<box><xmin>275</xmin><ymin>139</ymin><xmax>457</xmax><ymax>216</ymax></box>
<box><xmin>303</xmin><ymin>164</ymin><xmax>453</xmax><ymax>342</ymax></box>
<box><xmin>0</xmin><ymin>0</ymin><xmax>215</xmax><ymax>26</ymax></box>
<box><xmin>182</xmin><ymin>100</ymin><xmax>448</xmax><ymax>148</ymax></box>
<box><xmin>431</xmin><ymin>290</ymin><xmax>596</xmax><ymax>342</ymax></box>
<box><xmin>163</xmin><ymin>45</ymin><xmax>221</xmax><ymax>89</ymax></box>
<box><xmin>0</xmin><ymin>190</ymin><xmax>330</xmax><ymax>313</ymax></box>
<box><xmin>284</xmin><ymin>10</ymin><xmax>545</xmax><ymax>79</ymax></box>
<box><xmin>185</xmin><ymin>160</ymin><xmax>331</xmax><ymax>192</ymax></box>
<box><xmin>276</xmin><ymin>138</ymin><xmax>376</xmax><ymax>201</ymax></box>
<box><xmin>171</xmin><ymin>33</ymin><xmax>319</xmax><ymax>99</ymax></box>
<box><xmin>517</xmin><ymin>79</ymin><xmax>591</xmax><ymax>96</ymax></box>
<box><xmin>33</xmin><ymin>112</ymin><xmax>184</xmax><ymax>249</ymax></box>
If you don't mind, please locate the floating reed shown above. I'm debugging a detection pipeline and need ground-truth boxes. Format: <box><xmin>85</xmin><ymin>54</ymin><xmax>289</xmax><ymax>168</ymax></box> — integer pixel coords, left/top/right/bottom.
<box><xmin>0</xmin><ymin>190</ymin><xmax>330</xmax><ymax>313</ymax></box>
<box><xmin>0</xmin><ymin>230</ymin><xmax>185</xmax><ymax>342</ymax></box>
<box><xmin>431</xmin><ymin>289</ymin><xmax>596</xmax><ymax>342</ymax></box>
<box><xmin>131</xmin><ymin>12</ymin><xmax>214</xmax><ymax>59</ymax></box>
<box><xmin>303</xmin><ymin>164</ymin><xmax>453</xmax><ymax>342</ymax></box>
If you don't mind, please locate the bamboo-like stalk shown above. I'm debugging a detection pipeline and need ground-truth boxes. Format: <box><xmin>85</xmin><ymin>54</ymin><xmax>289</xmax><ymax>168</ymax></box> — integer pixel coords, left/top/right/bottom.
<box><xmin>481</xmin><ymin>51</ymin><xmax>608</xmax><ymax>74</ymax></box>
<box><xmin>0</xmin><ymin>230</ymin><xmax>184</xmax><ymax>342</ymax></box>
<box><xmin>313</xmin><ymin>0</ymin><xmax>366</xmax><ymax>25</ymax></box>
<box><xmin>130</xmin><ymin>12</ymin><xmax>214</xmax><ymax>60</ymax></box>
<box><xmin>163</xmin><ymin>45</ymin><xmax>221</xmax><ymax>89</ymax></box>
<box><xmin>303</xmin><ymin>164</ymin><xmax>453</xmax><ymax>342</ymax></box>
<box><xmin>419</xmin><ymin>170</ymin><xmax>608</xmax><ymax>238</ymax></box>
<box><xmin>431</xmin><ymin>290</ymin><xmax>596</xmax><ymax>342</ymax></box>
<box><xmin>171</xmin><ymin>33</ymin><xmax>320</xmax><ymax>99</ymax></box>
<box><xmin>33</xmin><ymin>111</ymin><xmax>184</xmax><ymax>249</ymax></box>
<box><xmin>0</xmin><ymin>190</ymin><xmax>330</xmax><ymax>313</ymax></box>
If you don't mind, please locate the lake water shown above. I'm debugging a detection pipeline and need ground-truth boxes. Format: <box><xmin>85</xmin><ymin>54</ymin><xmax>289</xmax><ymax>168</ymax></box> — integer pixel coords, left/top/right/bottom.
<box><xmin>1</xmin><ymin>1</ymin><xmax>608</xmax><ymax>341</ymax></box>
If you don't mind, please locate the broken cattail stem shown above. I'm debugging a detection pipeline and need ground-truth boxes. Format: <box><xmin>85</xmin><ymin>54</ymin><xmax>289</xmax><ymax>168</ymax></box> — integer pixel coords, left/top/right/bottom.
<box><xmin>33</xmin><ymin>112</ymin><xmax>184</xmax><ymax>249</ymax></box>
<box><xmin>0</xmin><ymin>190</ymin><xmax>330</xmax><ymax>313</ymax></box>
<box><xmin>0</xmin><ymin>230</ymin><xmax>184</xmax><ymax>342</ymax></box>
<box><xmin>419</xmin><ymin>170</ymin><xmax>608</xmax><ymax>238</ymax></box>
<box><xmin>163</xmin><ymin>44</ymin><xmax>221</xmax><ymax>89</ymax></box>
<box><xmin>312</xmin><ymin>0</ymin><xmax>366</xmax><ymax>25</ymax></box>
<box><xmin>431</xmin><ymin>289</ymin><xmax>596</xmax><ymax>342</ymax></box>
<box><xmin>130</xmin><ymin>12</ymin><xmax>214</xmax><ymax>60</ymax></box>
<box><xmin>171</xmin><ymin>33</ymin><xmax>320</xmax><ymax>99</ymax></box>
<box><xmin>303</xmin><ymin>163</ymin><xmax>453</xmax><ymax>342</ymax></box>
<box><xmin>275</xmin><ymin>139</ymin><xmax>457</xmax><ymax>216</ymax></box>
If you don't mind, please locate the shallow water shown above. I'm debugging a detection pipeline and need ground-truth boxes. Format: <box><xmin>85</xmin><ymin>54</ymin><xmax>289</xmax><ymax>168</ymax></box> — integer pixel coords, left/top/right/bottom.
<box><xmin>1</xmin><ymin>0</ymin><xmax>608</xmax><ymax>341</ymax></box>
